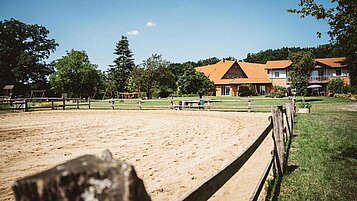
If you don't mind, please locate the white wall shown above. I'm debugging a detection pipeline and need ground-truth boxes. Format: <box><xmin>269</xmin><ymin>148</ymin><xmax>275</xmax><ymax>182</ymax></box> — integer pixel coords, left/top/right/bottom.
<box><xmin>327</xmin><ymin>68</ymin><xmax>349</xmax><ymax>77</ymax></box>
<box><xmin>268</xmin><ymin>69</ymin><xmax>287</xmax><ymax>78</ymax></box>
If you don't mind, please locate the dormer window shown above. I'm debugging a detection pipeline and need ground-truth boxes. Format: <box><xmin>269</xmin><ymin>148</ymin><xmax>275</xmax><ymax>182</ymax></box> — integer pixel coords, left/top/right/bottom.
<box><xmin>274</xmin><ymin>71</ymin><xmax>280</xmax><ymax>78</ymax></box>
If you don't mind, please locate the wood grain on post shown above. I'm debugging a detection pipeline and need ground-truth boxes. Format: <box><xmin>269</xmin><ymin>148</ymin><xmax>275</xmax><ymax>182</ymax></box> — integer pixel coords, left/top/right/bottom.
<box><xmin>285</xmin><ymin>103</ymin><xmax>292</xmax><ymax>138</ymax></box>
<box><xmin>12</xmin><ymin>150</ymin><xmax>151</xmax><ymax>201</ymax></box>
<box><xmin>271</xmin><ymin>106</ymin><xmax>285</xmax><ymax>175</ymax></box>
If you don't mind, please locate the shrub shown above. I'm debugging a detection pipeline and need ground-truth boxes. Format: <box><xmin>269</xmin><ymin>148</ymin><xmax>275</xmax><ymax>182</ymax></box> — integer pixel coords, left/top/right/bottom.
<box><xmin>238</xmin><ymin>84</ymin><xmax>257</xmax><ymax>96</ymax></box>
<box><xmin>328</xmin><ymin>78</ymin><xmax>346</xmax><ymax>94</ymax></box>
<box><xmin>265</xmin><ymin>85</ymin><xmax>287</xmax><ymax>98</ymax></box>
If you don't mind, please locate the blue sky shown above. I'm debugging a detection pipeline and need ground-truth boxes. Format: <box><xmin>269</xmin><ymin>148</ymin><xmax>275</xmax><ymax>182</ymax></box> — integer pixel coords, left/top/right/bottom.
<box><xmin>0</xmin><ymin>0</ymin><xmax>330</xmax><ymax>71</ymax></box>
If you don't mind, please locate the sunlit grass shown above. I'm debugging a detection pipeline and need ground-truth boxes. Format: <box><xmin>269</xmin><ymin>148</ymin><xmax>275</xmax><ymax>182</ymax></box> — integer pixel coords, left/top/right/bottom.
<box><xmin>278</xmin><ymin>98</ymin><xmax>357</xmax><ymax>201</ymax></box>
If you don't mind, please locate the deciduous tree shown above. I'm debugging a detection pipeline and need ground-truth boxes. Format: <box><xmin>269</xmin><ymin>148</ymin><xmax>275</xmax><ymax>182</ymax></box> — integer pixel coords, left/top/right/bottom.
<box><xmin>0</xmin><ymin>18</ymin><xmax>58</xmax><ymax>95</ymax></box>
<box><xmin>50</xmin><ymin>50</ymin><xmax>104</xmax><ymax>98</ymax></box>
<box><xmin>131</xmin><ymin>54</ymin><xmax>174</xmax><ymax>99</ymax></box>
<box><xmin>288</xmin><ymin>51</ymin><xmax>315</xmax><ymax>102</ymax></box>
<box><xmin>177</xmin><ymin>66</ymin><xmax>215</xmax><ymax>98</ymax></box>
<box><xmin>289</xmin><ymin>0</ymin><xmax>357</xmax><ymax>85</ymax></box>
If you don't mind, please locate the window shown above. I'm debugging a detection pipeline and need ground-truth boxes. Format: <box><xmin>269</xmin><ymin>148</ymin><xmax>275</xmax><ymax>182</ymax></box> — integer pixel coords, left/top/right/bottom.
<box><xmin>336</xmin><ymin>69</ymin><xmax>342</xmax><ymax>76</ymax></box>
<box><xmin>274</xmin><ymin>71</ymin><xmax>280</xmax><ymax>78</ymax></box>
<box><xmin>221</xmin><ymin>86</ymin><xmax>230</xmax><ymax>96</ymax></box>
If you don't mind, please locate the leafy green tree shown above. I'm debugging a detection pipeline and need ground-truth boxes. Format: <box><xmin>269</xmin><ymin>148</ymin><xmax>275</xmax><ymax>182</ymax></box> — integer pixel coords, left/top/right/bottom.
<box><xmin>289</xmin><ymin>0</ymin><xmax>357</xmax><ymax>85</ymax></box>
<box><xmin>107</xmin><ymin>35</ymin><xmax>135</xmax><ymax>93</ymax></box>
<box><xmin>131</xmin><ymin>54</ymin><xmax>174</xmax><ymax>99</ymax></box>
<box><xmin>195</xmin><ymin>57</ymin><xmax>220</xmax><ymax>67</ymax></box>
<box><xmin>50</xmin><ymin>50</ymin><xmax>104</xmax><ymax>98</ymax></box>
<box><xmin>289</xmin><ymin>51</ymin><xmax>315</xmax><ymax>102</ymax></box>
<box><xmin>244</xmin><ymin>45</ymin><xmax>340</xmax><ymax>64</ymax></box>
<box><xmin>0</xmin><ymin>18</ymin><xmax>58</xmax><ymax>95</ymax></box>
<box><xmin>328</xmin><ymin>78</ymin><xmax>346</xmax><ymax>94</ymax></box>
<box><xmin>177</xmin><ymin>67</ymin><xmax>215</xmax><ymax>98</ymax></box>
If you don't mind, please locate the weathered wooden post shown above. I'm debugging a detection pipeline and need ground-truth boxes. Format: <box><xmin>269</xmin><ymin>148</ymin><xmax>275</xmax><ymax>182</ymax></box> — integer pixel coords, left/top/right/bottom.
<box><xmin>110</xmin><ymin>99</ymin><xmax>115</xmax><ymax>110</ymax></box>
<box><xmin>88</xmin><ymin>98</ymin><xmax>91</xmax><ymax>109</ymax></box>
<box><xmin>207</xmin><ymin>100</ymin><xmax>211</xmax><ymax>111</ymax></box>
<box><xmin>12</xmin><ymin>150</ymin><xmax>151</xmax><ymax>201</ymax></box>
<box><xmin>76</xmin><ymin>99</ymin><xmax>80</xmax><ymax>109</ymax></box>
<box><xmin>248</xmin><ymin>98</ymin><xmax>252</xmax><ymax>113</ymax></box>
<box><xmin>285</xmin><ymin>102</ymin><xmax>292</xmax><ymax>138</ymax></box>
<box><xmin>62</xmin><ymin>97</ymin><xmax>66</xmax><ymax>110</ymax></box>
<box><xmin>51</xmin><ymin>100</ymin><xmax>54</xmax><ymax>110</ymax></box>
<box><xmin>138</xmin><ymin>99</ymin><xmax>142</xmax><ymax>110</ymax></box>
<box><xmin>24</xmin><ymin>99</ymin><xmax>28</xmax><ymax>112</ymax></box>
<box><xmin>271</xmin><ymin>106</ymin><xmax>285</xmax><ymax>176</ymax></box>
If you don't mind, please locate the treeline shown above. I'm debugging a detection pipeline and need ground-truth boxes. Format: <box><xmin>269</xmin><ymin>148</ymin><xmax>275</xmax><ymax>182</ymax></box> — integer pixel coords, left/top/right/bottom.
<box><xmin>0</xmin><ymin>19</ymin><xmax>215</xmax><ymax>99</ymax></box>
<box><xmin>243</xmin><ymin>44</ymin><xmax>343</xmax><ymax>64</ymax></box>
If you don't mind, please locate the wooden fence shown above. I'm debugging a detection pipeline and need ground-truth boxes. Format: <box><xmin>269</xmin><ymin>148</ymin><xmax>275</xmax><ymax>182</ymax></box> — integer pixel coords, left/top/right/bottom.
<box><xmin>12</xmin><ymin>98</ymin><xmax>296</xmax><ymax>201</ymax></box>
<box><xmin>178</xmin><ymin>98</ymin><xmax>295</xmax><ymax>201</ymax></box>
<box><xmin>0</xmin><ymin>97</ymin><xmax>90</xmax><ymax>111</ymax></box>
<box><xmin>1</xmin><ymin>97</ymin><xmax>288</xmax><ymax>112</ymax></box>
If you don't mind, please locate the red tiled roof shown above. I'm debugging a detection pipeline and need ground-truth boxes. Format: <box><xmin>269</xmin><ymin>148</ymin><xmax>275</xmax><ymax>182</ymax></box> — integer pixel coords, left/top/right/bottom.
<box><xmin>195</xmin><ymin>60</ymin><xmax>270</xmax><ymax>85</ymax></box>
<box><xmin>315</xmin><ymin>57</ymin><xmax>346</xmax><ymax>68</ymax></box>
<box><xmin>265</xmin><ymin>60</ymin><xmax>292</xmax><ymax>69</ymax></box>
<box><xmin>265</xmin><ymin>57</ymin><xmax>346</xmax><ymax>69</ymax></box>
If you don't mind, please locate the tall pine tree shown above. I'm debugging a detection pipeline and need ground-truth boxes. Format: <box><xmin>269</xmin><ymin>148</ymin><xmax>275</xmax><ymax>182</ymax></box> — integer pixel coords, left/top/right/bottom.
<box><xmin>108</xmin><ymin>35</ymin><xmax>135</xmax><ymax>94</ymax></box>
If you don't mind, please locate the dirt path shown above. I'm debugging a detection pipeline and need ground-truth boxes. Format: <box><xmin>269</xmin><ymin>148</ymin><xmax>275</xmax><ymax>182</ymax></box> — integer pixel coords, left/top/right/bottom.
<box><xmin>0</xmin><ymin>110</ymin><xmax>272</xmax><ymax>201</ymax></box>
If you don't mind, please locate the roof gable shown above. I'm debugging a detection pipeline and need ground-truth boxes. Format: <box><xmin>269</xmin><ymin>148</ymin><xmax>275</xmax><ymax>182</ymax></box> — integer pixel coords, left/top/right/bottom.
<box><xmin>195</xmin><ymin>60</ymin><xmax>270</xmax><ymax>84</ymax></box>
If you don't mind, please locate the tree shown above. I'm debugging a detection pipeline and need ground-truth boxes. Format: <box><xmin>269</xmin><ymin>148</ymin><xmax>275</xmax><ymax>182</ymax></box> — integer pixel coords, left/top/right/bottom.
<box><xmin>0</xmin><ymin>18</ymin><xmax>58</xmax><ymax>95</ymax></box>
<box><xmin>177</xmin><ymin>66</ymin><xmax>215</xmax><ymax>98</ymax></box>
<box><xmin>131</xmin><ymin>54</ymin><xmax>174</xmax><ymax>99</ymax></box>
<box><xmin>288</xmin><ymin>0</ymin><xmax>357</xmax><ymax>85</ymax></box>
<box><xmin>107</xmin><ymin>35</ymin><xmax>135</xmax><ymax>94</ymax></box>
<box><xmin>328</xmin><ymin>78</ymin><xmax>346</xmax><ymax>94</ymax></box>
<box><xmin>50</xmin><ymin>50</ymin><xmax>104</xmax><ymax>98</ymax></box>
<box><xmin>288</xmin><ymin>51</ymin><xmax>315</xmax><ymax>102</ymax></box>
<box><xmin>243</xmin><ymin>45</ymin><xmax>341</xmax><ymax>64</ymax></box>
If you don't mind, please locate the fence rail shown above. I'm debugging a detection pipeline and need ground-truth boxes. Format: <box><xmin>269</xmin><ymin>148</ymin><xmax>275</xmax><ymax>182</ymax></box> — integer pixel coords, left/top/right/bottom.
<box><xmin>1</xmin><ymin>97</ymin><xmax>288</xmax><ymax>112</ymax></box>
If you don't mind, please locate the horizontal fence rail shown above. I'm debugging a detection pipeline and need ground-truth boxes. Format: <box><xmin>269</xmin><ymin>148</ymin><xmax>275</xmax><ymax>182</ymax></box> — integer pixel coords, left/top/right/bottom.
<box><xmin>178</xmin><ymin>123</ymin><xmax>273</xmax><ymax>201</ymax></box>
<box><xmin>1</xmin><ymin>97</ymin><xmax>289</xmax><ymax>112</ymax></box>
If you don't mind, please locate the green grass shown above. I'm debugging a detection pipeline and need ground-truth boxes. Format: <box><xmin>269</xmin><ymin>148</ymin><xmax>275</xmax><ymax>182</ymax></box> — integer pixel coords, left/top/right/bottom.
<box><xmin>277</xmin><ymin>97</ymin><xmax>357</xmax><ymax>201</ymax></box>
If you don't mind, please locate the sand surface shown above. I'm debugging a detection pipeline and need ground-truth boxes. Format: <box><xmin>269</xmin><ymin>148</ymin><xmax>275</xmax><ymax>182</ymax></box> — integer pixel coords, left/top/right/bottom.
<box><xmin>0</xmin><ymin>110</ymin><xmax>273</xmax><ymax>201</ymax></box>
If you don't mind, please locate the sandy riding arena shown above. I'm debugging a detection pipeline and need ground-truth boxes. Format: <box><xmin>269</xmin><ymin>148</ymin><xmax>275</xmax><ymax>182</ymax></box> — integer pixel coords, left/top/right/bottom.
<box><xmin>0</xmin><ymin>110</ymin><xmax>273</xmax><ymax>201</ymax></box>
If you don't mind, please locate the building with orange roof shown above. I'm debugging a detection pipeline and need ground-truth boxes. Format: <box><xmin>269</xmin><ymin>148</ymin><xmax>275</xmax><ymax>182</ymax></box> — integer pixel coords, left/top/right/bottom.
<box><xmin>195</xmin><ymin>57</ymin><xmax>350</xmax><ymax>96</ymax></box>
<box><xmin>265</xmin><ymin>57</ymin><xmax>350</xmax><ymax>95</ymax></box>
<box><xmin>195</xmin><ymin>59</ymin><xmax>272</xmax><ymax>96</ymax></box>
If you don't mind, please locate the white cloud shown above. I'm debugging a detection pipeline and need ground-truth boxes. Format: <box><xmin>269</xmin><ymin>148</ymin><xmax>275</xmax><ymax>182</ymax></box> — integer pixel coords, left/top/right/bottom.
<box><xmin>127</xmin><ymin>30</ymin><xmax>139</xmax><ymax>36</ymax></box>
<box><xmin>146</xmin><ymin>20</ymin><xmax>157</xmax><ymax>27</ymax></box>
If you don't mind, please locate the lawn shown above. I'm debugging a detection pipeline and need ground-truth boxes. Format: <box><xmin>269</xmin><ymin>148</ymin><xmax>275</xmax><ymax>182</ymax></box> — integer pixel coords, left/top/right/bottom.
<box><xmin>277</xmin><ymin>97</ymin><xmax>357</xmax><ymax>201</ymax></box>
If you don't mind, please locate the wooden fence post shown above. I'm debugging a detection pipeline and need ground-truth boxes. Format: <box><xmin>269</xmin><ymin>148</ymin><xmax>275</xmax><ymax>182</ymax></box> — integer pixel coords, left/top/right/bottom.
<box><xmin>24</xmin><ymin>100</ymin><xmax>28</xmax><ymax>112</ymax></box>
<box><xmin>62</xmin><ymin>97</ymin><xmax>66</xmax><ymax>110</ymax></box>
<box><xmin>88</xmin><ymin>98</ymin><xmax>91</xmax><ymax>109</ymax></box>
<box><xmin>139</xmin><ymin>100</ymin><xmax>142</xmax><ymax>110</ymax></box>
<box><xmin>12</xmin><ymin>150</ymin><xmax>151</xmax><ymax>201</ymax></box>
<box><xmin>285</xmin><ymin>103</ymin><xmax>292</xmax><ymax>138</ymax></box>
<box><xmin>248</xmin><ymin>98</ymin><xmax>252</xmax><ymax>112</ymax></box>
<box><xmin>51</xmin><ymin>101</ymin><xmax>54</xmax><ymax>110</ymax></box>
<box><xmin>271</xmin><ymin>106</ymin><xmax>285</xmax><ymax>175</ymax></box>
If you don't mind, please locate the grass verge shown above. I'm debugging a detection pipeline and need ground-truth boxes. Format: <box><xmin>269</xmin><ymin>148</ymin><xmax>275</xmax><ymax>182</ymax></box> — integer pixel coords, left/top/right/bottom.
<box><xmin>276</xmin><ymin>98</ymin><xmax>357</xmax><ymax>200</ymax></box>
